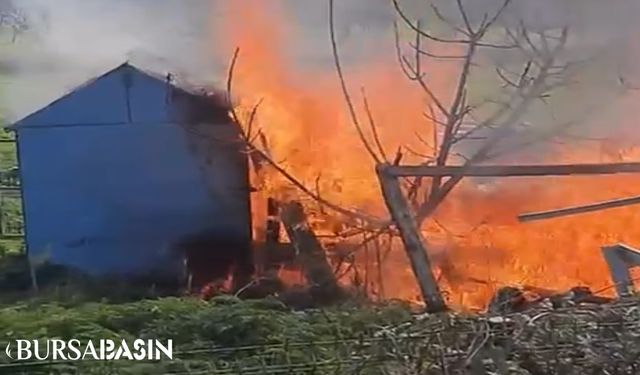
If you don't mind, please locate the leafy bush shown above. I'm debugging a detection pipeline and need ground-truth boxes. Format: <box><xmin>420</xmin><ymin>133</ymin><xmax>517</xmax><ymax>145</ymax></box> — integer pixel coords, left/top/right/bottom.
<box><xmin>0</xmin><ymin>295</ymin><xmax>416</xmax><ymax>373</ymax></box>
<box><xmin>2</xmin><ymin>295</ymin><xmax>638</xmax><ymax>374</ymax></box>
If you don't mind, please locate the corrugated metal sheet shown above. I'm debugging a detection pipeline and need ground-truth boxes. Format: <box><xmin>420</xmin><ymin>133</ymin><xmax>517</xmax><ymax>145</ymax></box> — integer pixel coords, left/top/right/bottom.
<box><xmin>12</xmin><ymin>63</ymin><xmax>251</xmax><ymax>278</ymax></box>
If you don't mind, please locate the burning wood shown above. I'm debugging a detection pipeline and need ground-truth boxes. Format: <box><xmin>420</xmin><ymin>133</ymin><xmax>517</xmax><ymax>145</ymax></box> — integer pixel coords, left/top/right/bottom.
<box><xmin>488</xmin><ymin>287</ymin><xmax>528</xmax><ymax>314</ymax></box>
<box><xmin>602</xmin><ymin>244</ymin><xmax>640</xmax><ymax>297</ymax></box>
<box><xmin>380</xmin><ymin>162</ymin><xmax>640</xmax><ymax>178</ymax></box>
<box><xmin>376</xmin><ymin>167</ymin><xmax>446</xmax><ymax>312</ymax></box>
<box><xmin>220</xmin><ymin>0</ymin><xmax>640</xmax><ymax>311</ymax></box>
<box><xmin>519</xmin><ymin>195</ymin><xmax>640</xmax><ymax>222</ymax></box>
<box><xmin>280</xmin><ymin>201</ymin><xmax>342</xmax><ymax>302</ymax></box>
<box><xmin>258</xmin><ymin>197</ymin><xmax>284</xmax><ymax>279</ymax></box>
<box><xmin>488</xmin><ymin>286</ymin><xmax>613</xmax><ymax>314</ymax></box>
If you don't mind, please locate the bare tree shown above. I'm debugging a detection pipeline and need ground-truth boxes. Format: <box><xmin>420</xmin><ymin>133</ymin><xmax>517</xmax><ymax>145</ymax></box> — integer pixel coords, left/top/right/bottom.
<box><xmin>0</xmin><ymin>2</ymin><xmax>28</xmax><ymax>43</ymax></box>
<box><xmin>330</xmin><ymin>0</ymin><xmax>581</xmax><ymax>311</ymax></box>
<box><xmin>224</xmin><ymin>48</ymin><xmax>389</xmax><ymax>229</ymax></box>
<box><xmin>220</xmin><ymin>0</ymin><xmax>584</xmax><ymax>311</ymax></box>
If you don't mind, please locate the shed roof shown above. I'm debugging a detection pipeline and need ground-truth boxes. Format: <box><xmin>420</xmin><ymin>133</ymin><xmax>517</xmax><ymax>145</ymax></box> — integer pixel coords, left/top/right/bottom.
<box><xmin>9</xmin><ymin>62</ymin><xmax>230</xmax><ymax>130</ymax></box>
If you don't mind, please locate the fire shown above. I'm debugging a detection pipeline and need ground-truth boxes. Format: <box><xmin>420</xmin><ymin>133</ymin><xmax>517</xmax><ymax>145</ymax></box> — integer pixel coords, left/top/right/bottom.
<box><xmin>216</xmin><ymin>1</ymin><xmax>451</xmax><ymax>209</ymax></box>
<box><xmin>214</xmin><ymin>1</ymin><xmax>640</xmax><ymax>310</ymax></box>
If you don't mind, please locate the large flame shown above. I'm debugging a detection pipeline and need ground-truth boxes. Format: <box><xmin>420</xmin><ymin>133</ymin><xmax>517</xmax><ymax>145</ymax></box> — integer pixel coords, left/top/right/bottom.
<box><xmin>217</xmin><ymin>2</ymin><xmax>448</xmax><ymax>211</ymax></box>
<box><xmin>215</xmin><ymin>1</ymin><xmax>640</xmax><ymax>309</ymax></box>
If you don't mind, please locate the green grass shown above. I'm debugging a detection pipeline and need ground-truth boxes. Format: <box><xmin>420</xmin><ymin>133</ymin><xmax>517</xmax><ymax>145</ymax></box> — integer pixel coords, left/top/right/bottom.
<box><xmin>0</xmin><ymin>128</ymin><xmax>16</xmax><ymax>169</ymax></box>
<box><xmin>0</xmin><ymin>36</ymin><xmax>23</xmax><ymax>254</ymax></box>
<box><xmin>0</xmin><ymin>293</ymin><xmax>639</xmax><ymax>374</ymax></box>
<box><xmin>0</xmin><ymin>24</ymin><xmax>22</xmax><ymax>250</ymax></box>
<box><xmin>0</xmin><ymin>296</ymin><xmax>414</xmax><ymax>374</ymax></box>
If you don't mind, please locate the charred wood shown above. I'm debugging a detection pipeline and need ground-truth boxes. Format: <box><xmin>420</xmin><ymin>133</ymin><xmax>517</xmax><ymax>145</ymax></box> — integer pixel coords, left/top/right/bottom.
<box><xmin>519</xmin><ymin>195</ymin><xmax>640</xmax><ymax>223</ymax></box>
<box><xmin>280</xmin><ymin>201</ymin><xmax>343</xmax><ymax>303</ymax></box>
<box><xmin>379</xmin><ymin>162</ymin><xmax>640</xmax><ymax>178</ymax></box>
<box><xmin>488</xmin><ymin>286</ymin><xmax>613</xmax><ymax>314</ymax></box>
<box><xmin>552</xmin><ymin>286</ymin><xmax>614</xmax><ymax>306</ymax></box>
<box><xmin>488</xmin><ymin>287</ymin><xmax>528</xmax><ymax>314</ymax></box>
<box><xmin>263</xmin><ymin>197</ymin><xmax>283</xmax><ymax>279</ymax></box>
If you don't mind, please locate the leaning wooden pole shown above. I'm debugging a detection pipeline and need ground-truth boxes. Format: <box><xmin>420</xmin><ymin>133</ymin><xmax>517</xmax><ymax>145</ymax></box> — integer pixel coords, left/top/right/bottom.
<box><xmin>280</xmin><ymin>201</ymin><xmax>341</xmax><ymax>299</ymax></box>
<box><xmin>519</xmin><ymin>195</ymin><xmax>640</xmax><ymax>222</ymax></box>
<box><xmin>376</xmin><ymin>165</ymin><xmax>447</xmax><ymax>312</ymax></box>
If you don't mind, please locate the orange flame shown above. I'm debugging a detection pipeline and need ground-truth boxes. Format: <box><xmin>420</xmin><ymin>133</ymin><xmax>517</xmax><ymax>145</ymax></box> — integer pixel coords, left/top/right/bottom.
<box><xmin>215</xmin><ymin>1</ymin><xmax>640</xmax><ymax>310</ymax></box>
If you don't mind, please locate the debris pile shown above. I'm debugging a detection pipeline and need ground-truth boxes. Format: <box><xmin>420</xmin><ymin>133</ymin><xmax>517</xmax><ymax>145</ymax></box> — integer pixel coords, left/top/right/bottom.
<box><xmin>371</xmin><ymin>297</ymin><xmax>640</xmax><ymax>374</ymax></box>
<box><xmin>488</xmin><ymin>286</ymin><xmax>614</xmax><ymax>314</ymax></box>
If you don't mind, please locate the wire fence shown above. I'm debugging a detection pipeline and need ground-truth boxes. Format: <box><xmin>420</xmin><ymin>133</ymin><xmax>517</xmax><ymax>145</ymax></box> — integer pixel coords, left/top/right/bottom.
<box><xmin>2</xmin><ymin>300</ymin><xmax>640</xmax><ymax>374</ymax></box>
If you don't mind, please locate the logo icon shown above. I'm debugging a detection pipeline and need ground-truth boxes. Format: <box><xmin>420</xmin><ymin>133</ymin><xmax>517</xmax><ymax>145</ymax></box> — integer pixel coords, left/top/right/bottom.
<box><xmin>5</xmin><ymin>342</ymin><xmax>13</xmax><ymax>360</ymax></box>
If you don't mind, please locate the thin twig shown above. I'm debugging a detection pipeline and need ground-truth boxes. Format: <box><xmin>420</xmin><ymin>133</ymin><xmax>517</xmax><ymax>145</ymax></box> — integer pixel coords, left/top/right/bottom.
<box><xmin>392</xmin><ymin>0</ymin><xmax>515</xmax><ymax>49</ymax></box>
<box><xmin>394</xmin><ymin>21</ymin><xmax>450</xmax><ymax>118</ymax></box>
<box><xmin>329</xmin><ymin>0</ymin><xmax>382</xmax><ymax>164</ymax></box>
<box><xmin>225</xmin><ymin>47</ymin><xmax>388</xmax><ymax>227</ymax></box>
<box><xmin>361</xmin><ymin>87</ymin><xmax>389</xmax><ymax>162</ymax></box>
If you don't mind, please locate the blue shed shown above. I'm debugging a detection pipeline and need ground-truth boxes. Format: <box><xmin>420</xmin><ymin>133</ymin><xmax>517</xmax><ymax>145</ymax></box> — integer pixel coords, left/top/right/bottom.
<box><xmin>10</xmin><ymin>62</ymin><xmax>253</xmax><ymax>285</ymax></box>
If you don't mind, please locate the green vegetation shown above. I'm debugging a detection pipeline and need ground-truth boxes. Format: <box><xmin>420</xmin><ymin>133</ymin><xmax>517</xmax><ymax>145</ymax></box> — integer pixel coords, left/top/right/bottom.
<box><xmin>0</xmin><ymin>195</ymin><xmax>23</xmax><ymax>255</ymax></box>
<box><xmin>0</xmin><ymin>296</ymin><xmax>414</xmax><ymax>374</ymax></box>
<box><xmin>0</xmin><ymin>17</ymin><xmax>25</xmax><ymax>255</ymax></box>
<box><xmin>0</xmin><ymin>128</ymin><xmax>16</xmax><ymax>169</ymax></box>
<box><xmin>0</xmin><ymin>293</ymin><xmax>638</xmax><ymax>374</ymax></box>
<box><xmin>0</xmin><ymin>129</ymin><xmax>23</xmax><ymax>254</ymax></box>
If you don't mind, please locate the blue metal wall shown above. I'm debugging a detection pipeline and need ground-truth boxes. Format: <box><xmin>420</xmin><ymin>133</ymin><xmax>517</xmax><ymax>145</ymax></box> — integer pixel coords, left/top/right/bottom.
<box><xmin>13</xmin><ymin>64</ymin><xmax>251</xmax><ymax>276</ymax></box>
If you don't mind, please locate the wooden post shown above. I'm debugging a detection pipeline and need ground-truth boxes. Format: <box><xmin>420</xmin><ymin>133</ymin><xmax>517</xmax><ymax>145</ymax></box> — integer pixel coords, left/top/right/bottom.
<box><xmin>266</xmin><ymin>198</ymin><xmax>281</xmax><ymax>242</ymax></box>
<box><xmin>381</xmin><ymin>162</ymin><xmax>640</xmax><ymax>178</ymax></box>
<box><xmin>264</xmin><ymin>198</ymin><xmax>281</xmax><ymax>279</ymax></box>
<box><xmin>519</xmin><ymin>195</ymin><xmax>640</xmax><ymax>222</ymax></box>
<box><xmin>374</xmin><ymin>238</ymin><xmax>385</xmax><ymax>300</ymax></box>
<box><xmin>376</xmin><ymin>165</ymin><xmax>447</xmax><ymax>312</ymax></box>
<box><xmin>280</xmin><ymin>201</ymin><xmax>341</xmax><ymax>298</ymax></box>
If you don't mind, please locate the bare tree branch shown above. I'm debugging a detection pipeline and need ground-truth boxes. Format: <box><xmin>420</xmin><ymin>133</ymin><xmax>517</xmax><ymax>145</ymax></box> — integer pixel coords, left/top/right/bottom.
<box><xmin>394</xmin><ymin>21</ymin><xmax>450</xmax><ymax>117</ymax></box>
<box><xmin>410</xmin><ymin>43</ymin><xmax>469</xmax><ymax>60</ymax></box>
<box><xmin>455</xmin><ymin>0</ymin><xmax>474</xmax><ymax>35</ymax></box>
<box><xmin>327</xmin><ymin>0</ymin><xmax>576</xmax><ymax>309</ymax></box>
<box><xmin>415</xmin><ymin>34</ymin><xmax>568</xmax><ymax>223</ymax></box>
<box><xmin>226</xmin><ymin>47</ymin><xmax>388</xmax><ymax>227</ymax></box>
<box><xmin>495</xmin><ymin>66</ymin><xmax>520</xmax><ymax>88</ymax></box>
<box><xmin>392</xmin><ymin>0</ymin><xmax>515</xmax><ymax>49</ymax></box>
<box><xmin>427</xmin><ymin>37</ymin><xmax>477</xmax><ymax>206</ymax></box>
<box><xmin>361</xmin><ymin>87</ymin><xmax>390</xmax><ymax>162</ymax></box>
<box><xmin>432</xmin><ymin>2</ymin><xmax>470</xmax><ymax>36</ymax></box>
<box><xmin>329</xmin><ymin>0</ymin><xmax>383</xmax><ymax>164</ymax></box>
<box><xmin>411</xmin><ymin>18</ymin><xmax>568</xmax><ymax>223</ymax></box>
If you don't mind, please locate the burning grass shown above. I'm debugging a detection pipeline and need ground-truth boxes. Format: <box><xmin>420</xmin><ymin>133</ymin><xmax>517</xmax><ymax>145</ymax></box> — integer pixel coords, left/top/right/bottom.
<box><xmin>214</xmin><ymin>0</ymin><xmax>640</xmax><ymax>311</ymax></box>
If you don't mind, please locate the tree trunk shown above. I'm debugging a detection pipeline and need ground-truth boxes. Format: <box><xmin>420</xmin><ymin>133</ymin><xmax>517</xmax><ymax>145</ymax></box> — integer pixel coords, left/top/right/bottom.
<box><xmin>280</xmin><ymin>201</ymin><xmax>341</xmax><ymax>300</ymax></box>
<box><xmin>376</xmin><ymin>165</ymin><xmax>447</xmax><ymax>312</ymax></box>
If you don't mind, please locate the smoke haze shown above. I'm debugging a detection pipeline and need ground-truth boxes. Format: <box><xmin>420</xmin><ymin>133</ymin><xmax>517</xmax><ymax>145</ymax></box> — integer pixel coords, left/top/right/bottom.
<box><xmin>2</xmin><ymin>0</ymin><xmax>640</xmax><ymax>142</ymax></box>
<box><xmin>4</xmin><ymin>0</ymin><xmax>640</xmax><ymax>306</ymax></box>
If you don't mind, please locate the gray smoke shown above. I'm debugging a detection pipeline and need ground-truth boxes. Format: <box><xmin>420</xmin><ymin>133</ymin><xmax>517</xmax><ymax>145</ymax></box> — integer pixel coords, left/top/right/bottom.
<box><xmin>2</xmin><ymin>0</ymin><xmax>640</xmax><ymax>145</ymax></box>
<box><xmin>2</xmin><ymin>0</ymin><xmax>215</xmax><ymax>121</ymax></box>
